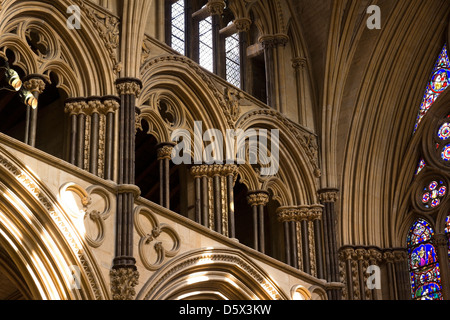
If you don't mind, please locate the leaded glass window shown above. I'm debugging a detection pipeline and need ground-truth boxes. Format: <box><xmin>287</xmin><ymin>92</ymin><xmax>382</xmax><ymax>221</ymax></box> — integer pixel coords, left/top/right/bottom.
<box><xmin>415</xmin><ymin>158</ymin><xmax>426</xmax><ymax>176</ymax></box>
<box><xmin>407</xmin><ymin>219</ymin><xmax>443</xmax><ymax>300</ymax></box>
<box><xmin>199</xmin><ymin>16</ymin><xmax>213</xmax><ymax>73</ymax></box>
<box><xmin>420</xmin><ymin>179</ymin><xmax>447</xmax><ymax>209</ymax></box>
<box><xmin>171</xmin><ymin>0</ymin><xmax>186</xmax><ymax>55</ymax></box>
<box><xmin>414</xmin><ymin>45</ymin><xmax>450</xmax><ymax>133</ymax></box>
<box><xmin>225</xmin><ymin>33</ymin><xmax>241</xmax><ymax>88</ymax></box>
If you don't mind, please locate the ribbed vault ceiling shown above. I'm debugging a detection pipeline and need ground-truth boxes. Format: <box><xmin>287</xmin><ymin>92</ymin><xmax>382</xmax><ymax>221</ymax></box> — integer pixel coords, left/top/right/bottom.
<box><xmin>288</xmin><ymin>0</ymin><xmax>450</xmax><ymax>248</ymax></box>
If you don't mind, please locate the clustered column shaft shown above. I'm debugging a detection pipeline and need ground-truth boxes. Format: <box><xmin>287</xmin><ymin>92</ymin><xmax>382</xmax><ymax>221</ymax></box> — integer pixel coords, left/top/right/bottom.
<box><xmin>23</xmin><ymin>76</ymin><xmax>46</xmax><ymax>148</ymax></box>
<box><xmin>64</xmin><ymin>96</ymin><xmax>119</xmax><ymax>179</ymax></box>
<box><xmin>111</xmin><ymin>78</ymin><xmax>142</xmax><ymax>292</ymax></box>
<box><xmin>318</xmin><ymin>188</ymin><xmax>342</xmax><ymax>300</ymax></box>
<box><xmin>277</xmin><ymin>205</ymin><xmax>324</xmax><ymax>276</ymax></box>
<box><xmin>338</xmin><ymin>246</ymin><xmax>409</xmax><ymax>300</ymax></box>
<box><xmin>247</xmin><ymin>191</ymin><xmax>270</xmax><ymax>254</ymax></box>
<box><xmin>190</xmin><ymin>164</ymin><xmax>238</xmax><ymax>237</ymax></box>
<box><xmin>157</xmin><ymin>143</ymin><xmax>175</xmax><ymax>209</ymax></box>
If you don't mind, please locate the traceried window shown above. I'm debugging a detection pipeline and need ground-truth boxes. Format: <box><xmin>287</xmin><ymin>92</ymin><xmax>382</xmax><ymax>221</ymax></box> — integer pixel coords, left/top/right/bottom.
<box><xmin>414</xmin><ymin>45</ymin><xmax>450</xmax><ymax>133</ymax></box>
<box><xmin>415</xmin><ymin>158</ymin><xmax>427</xmax><ymax>176</ymax></box>
<box><xmin>166</xmin><ymin>0</ymin><xmax>242</xmax><ymax>89</ymax></box>
<box><xmin>420</xmin><ymin>179</ymin><xmax>447</xmax><ymax>209</ymax></box>
<box><xmin>407</xmin><ymin>219</ymin><xmax>443</xmax><ymax>300</ymax></box>
<box><xmin>438</xmin><ymin>116</ymin><xmax>450</xmax><ymax>162</ymax></box>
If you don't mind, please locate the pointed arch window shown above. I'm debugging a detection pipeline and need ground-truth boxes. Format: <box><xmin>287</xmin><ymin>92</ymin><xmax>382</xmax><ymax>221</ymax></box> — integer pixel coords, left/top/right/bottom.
<box><xmin>407</xmin><ymin>219</ymin><xmax>443</xmax><ymax>300</ymax></box>
<box><xmin>414</xmin><ymin>45</ymin><xmax>450</xmax><ymax>133</ymax></box>
<box><xmin>165</xmin><ymin>0</ymin><xmax>243</xmax><ymax>89</ymax></box>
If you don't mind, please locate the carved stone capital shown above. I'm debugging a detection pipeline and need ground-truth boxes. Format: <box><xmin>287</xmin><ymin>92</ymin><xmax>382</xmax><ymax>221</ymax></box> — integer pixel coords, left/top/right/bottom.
<box><xmin>64</xmin><ymin>98</ymin><xmax>89</xmax><ymax>116</ymax></box>
<box><xmin>115</xmin><ymin>78</ymin><xmax>143</xmax><ymax>97</ymax></box>
<box><xmin>308</xmin><ymin>204</ymin><xmax>323</xmax><ymax>221</ymax></box>
<box><xmin>318</xmin><ymin>188</ymin><xmax>339</xmax><ymax>203</ymax></box>
<box><xmin>276</xmin><ymin>207</ymin><xmax>300</xmax><ymax>222</ymax></box>
<box><xmin>22</xmin><ymin>77</ymin><xmax>46</xmax><ymax>95</ymax></box>
<box><xmin>247</xmin><ymin>191</ymin><xmax>270</xmax><ymax>207</ymax></box>
<box><xmin>434</xmin><ymin>233</ymin><xmax>449</xmax><ymax>247</ymax></box>
<box><xmin>292</xmin><ymin>57</ymin><xmax>307</xmax><ymax>71</ymax></box>
<box><xmin>190</xmin><ymin>165</ymin><xmax>210</xmax><ymax>178</ymax></box>
<box><xmin>101</xmin><ymin>96</ymin><xmax>120</xmax><ymax>114</ymax></box>
<box><xmin>383</xmin><ymin>250</ymin><xmax>395</xmax><ymax>263</ymax></box>
<box><xmin>259</xmin><ymin>34</ymin><xmax>289</xmax><ymax>49</ymax></box>
<box><xmin>339</xmin><ymin>247</ymin><xmax>356</xmax><ymax>261</ymax></box>
<box><xmin>392</xmin><ymin>249</ymin><xmax>408</xmax><ymax>262</ymax></box>
<box><xmin>207</xmin><ymin>0</ymin><xmax>225</xmax><ymax>15</ymax></box>
<box><xmin>355</xmin><ymin>248</ymin><xmax>369</xmax><ymax>261</ymax></box>
<box><xmin>110</xmin><ymin>267</ymin><xmax>139</xmax><ymax>300</ymax></box>
<box><xmin>86</xmin><ymin>97</ymin><xmax>103</xmax><ymax>115</ymax></box>
<box><xmin>234</xmin><ymin>18</ymin><xmax>252</xmax><ymax>32</ymax></box>
<box><xmin>157</xmin><ymin>143</ymin><xmax>176</xmax><ymax>160</ymax></box>
<box><xmin>368</xmin><ymin>248</ymin><xmax>383</xmax><ymax>262</ymax></box>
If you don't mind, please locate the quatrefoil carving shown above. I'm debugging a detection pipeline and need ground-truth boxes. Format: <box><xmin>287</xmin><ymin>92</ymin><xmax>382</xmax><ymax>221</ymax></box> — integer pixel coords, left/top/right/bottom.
<box><xmin>59</xmin><ymin>182</ymin><xmax>113</xmax><ymax>248</ymax></box>
<box><xmin>134</xmin><ymin>206</ymin><xmax>181</xmax><ymax>271</ymax></box>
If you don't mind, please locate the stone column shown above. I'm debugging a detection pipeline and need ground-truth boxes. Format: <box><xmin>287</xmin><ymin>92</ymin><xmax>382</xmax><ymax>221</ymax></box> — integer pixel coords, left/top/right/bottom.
<box><xmin>223</xmin><ymin>164</ymin><xmax>238</xmax><ymax>239</ymax></box>
<box><xmin>234</xmin><ymin>18</ymin><xmax>251</xmax><ymax>91</ymax></box>
<box><xmin>189</xmin><ymin>164</ymin><xmax>237</xmax><ymax>237</ymax></box>
<box><xmin>64</xmin><ymin>98</ymin><xmax>89</xmax><ymax>169</ymax></box>
<box><xmin>383</xmin><ymin>250</ymin><xmax>397</xmax><ymax>300</ymax></box>
<box><xmin>276</xmin><ymin>207</ymin><xmax>299</xmax><ymax>268</ymax></box>
<box><xmin>259</xmin><ymin>34</ymin><xmax>288</xmax><ymax>113</ymax></box>
<box><xmin>87</xmin><ymin>97</ymin><xmax>102</xmax><ymax>176</ymax></box>
<box><xmin>112</xmin><ymin>78</ymin><xmax>142</xmax><ymax>296</ymax></box>
<box><xmin>310</xmin><ymin>205</ymin><xmax>325</xmax><ymax>280</ymax></box>
<box><xmin>247</xmin><ymin>191</ymin><xmax>269</xmax><ymax>253</ymax></box>
<box><xmin>318</xmin><ymin>188</ymin><xmax>341</xmax><ymax>300</ymax></box>
<box><xmin>157</xmin><ymin>142</ymin><xmax>175</xmax><ymax>210</ymax></box>
<box><xmin>206</xmin><ymin>0</ymin><xmax>225</xmax><ymax>76</ymax></box>
<box><xmin>368</xmin><ymin>248</ymin><xmax>383</xmax><ymax>300</ymax></box>
<box><xmin>190</xmin><ymin>165</ymin><xmax>209</xmax><ymax>227</ymax></box>
<box><xmin>22</xmin><ymin>76</ymin><xmax>46</xmax><ymax>147</ymax></box>
<box><xmin>392</xmin><ymin>249</ymin><xmax>410</xmax><ymax>300</ymax></box>
<box><xmin>102</xmin><ymin>96</ymin><xmax>120</xmax><ymax>181</ymax></box>
<box><xmin>340</xmin><ymin>246</ymin><xmax>356</xmax><ymax>300</ymax></box>
<box><xmin>292</xmin><ymin>57</ymin><xmax>310</xmax><ymax>126</ymax></box>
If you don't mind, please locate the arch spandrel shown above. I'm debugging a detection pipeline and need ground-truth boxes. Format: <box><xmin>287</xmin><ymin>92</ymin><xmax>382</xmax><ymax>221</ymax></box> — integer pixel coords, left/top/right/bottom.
<box><xmin>0</xmin><ymin>145</ymin><xmax>110</xmax><ymax>300</ymax></box>
<box><xmin>0</xmin><ymin>0</ymin><xmax>118</xmax><ymax>97</ymax></box>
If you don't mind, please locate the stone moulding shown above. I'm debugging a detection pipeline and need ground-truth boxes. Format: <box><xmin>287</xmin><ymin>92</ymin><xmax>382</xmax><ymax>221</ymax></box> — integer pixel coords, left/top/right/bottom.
<box><xmin>59</xmin><ymin>182</ymin><xmax>113</xmax><ymax>249</ymax></box>
<box><xmin>134</xmin><ymin>205</ymin><xmax>181</xmax><ymax>271</ymax></box>
<box><xmin>0</xmin><ymin>145</ymin><xmax>106</xmax><ymax>300</ymax></box>
<box><xmin>136</xmin><ymin>248</ymin><xmax>289</xmax><ymax>300</ymax></box>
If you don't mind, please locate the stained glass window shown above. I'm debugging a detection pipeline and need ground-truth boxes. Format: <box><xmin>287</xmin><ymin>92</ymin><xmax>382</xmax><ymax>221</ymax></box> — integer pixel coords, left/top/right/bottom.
<box><xmin>171</xmin><ymin>0</ymin><xmax>186</xmax><ymax>55</ymax></box>
<box><xmin>442</xmin><ymin>144</ymin><xmax>450</xmax><ymax>162</ymax></box>
<box><xmin>225</xmin><ymin>33</ymin><xmax>241</xmax><ymax>88</ymax></box>
<box><xmin>415</xmin><ymin>158</ymin><xmax>426</xmax><ymax>176</ymax></box>
<box><xmin>199</xmin><ymin>16</ymin><xmax>213</xmax><ymax>73</ymax></box>
<box><xmin>445</xmin><ymin>215</ymin><xmax>450</xmax><ymax>258</ymax></box>
<box><xmin>421</xmin><ymin>180</ymin><xmax>447</xmax><ymax>209</ymax></box>
<box><xmin>407</xmin><ymin>219</ymin><xmax>443</xmax><ymax>300</ymax></box>
<box><xmin>414</xmin><ymin>45</ymin><xmax>450</xmax><ymax>133</ymax></box>
<box><xmin>438</xmin><ymin>122</ymin><xmax>450</xmax><ymax>140</ymax></box>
